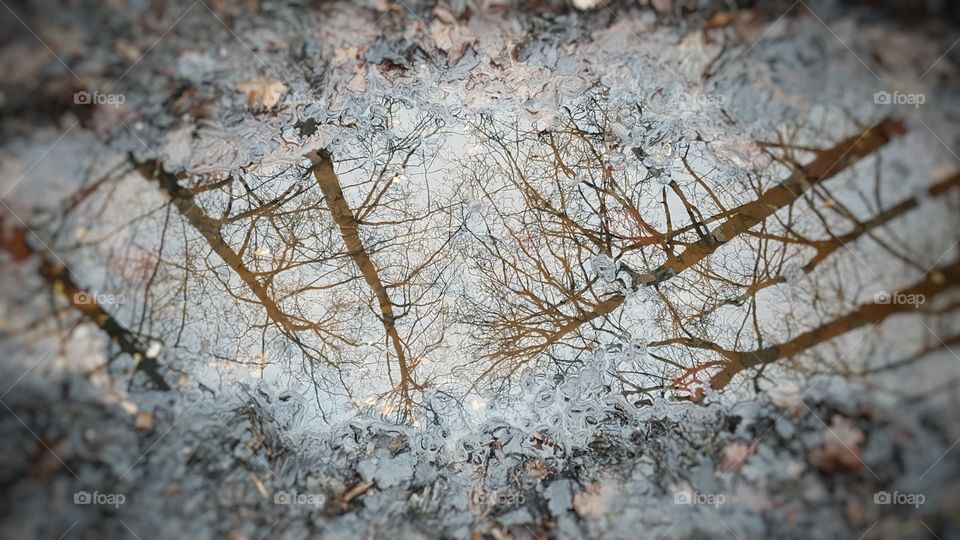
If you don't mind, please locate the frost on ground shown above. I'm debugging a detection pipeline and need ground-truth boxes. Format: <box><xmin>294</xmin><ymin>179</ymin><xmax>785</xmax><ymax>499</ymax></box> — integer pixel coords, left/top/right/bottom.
<box><xmin>1</xmin><ymin>0</ymin><xmax>959</xmax><ymax>539</ymax></box>
<box><xmin>3</xmin><ymin>371</ymin><xmax>960</xmax><ymax>539</ymax></box>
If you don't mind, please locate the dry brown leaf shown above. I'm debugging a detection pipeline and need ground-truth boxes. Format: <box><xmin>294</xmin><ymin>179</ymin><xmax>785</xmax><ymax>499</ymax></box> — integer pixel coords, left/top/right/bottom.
<box><xmin>236</xmin><ymin>78</ymin><xmax>289</xmax><ymax>111</ymax></box>
<box><xmin>210</xmin><ymin>0</ymin><xmax>259</xmax><ymax>16</ymax></box>
<box><xmin>433</xmin><ymin>6</ymin><xmax>458</xmax><ymax>24</ymax></box>
<box><xmin>573</xmin><ymin>481</ymin><xmax>618</xmax><ymax>518</ymax></box>
<box><xmin>134</xmin><ymin>411</ymin><xmax>155</xmax><ymax>431</ymax></box>
<box><xmin>339</xmin><ymin>480</ymin><xmax>374</xmax><ymax>510</ymax></box>
<box><xmin>652</xmin><ymin>0</ymin><xmax>673</xmax><ymax>14</ymax></box>
<box><xmin>707</xmin><ymin>11</ymin><xmax>734</xmax><ymax>29</ymax></box>
<box><xmin>333</xmin><ymin>46</ymin><xmax>360</xmax><ymax>66</ymax></box>
<box><xmin>249</xmin><ymin>473</ymin><xmax>269</xmax><ymax>500</ymax></box>
<box><xmin>28</xmin><ymin>436</ymin><xmax>70</xmax><ymax>481</ymax></box>
<box><xmin>429</xmin><ymin>17</ymin><xmax>475</xmax><ymax>64</ymax></box>
<box><xmin>769</xmin><ymin>380</ymin><xmax>802</xmax><ymax>409</ymax></box>
<box><xmin>0</xmin><ymin>218</ymin><xmax>32</xmax><ymax>261</ymax></box>
<box><xmin>347</xmin><ymin>67</ymin><xmax>367</xmax><ymax>94</ymax></box>
<box><xmin>719</xmin><ymin>440</ymin><xmax>754</xmax><ymax>471</ymax></box>
<box><xmin>525</xmin><ymin>458</ymin><xmax>551</xmax><ymax>482</ymax></box>
<box><xmin>226</xmin><ymin>530</ymin><xmax>250</xmax><ymax>540</ymax></box>
<box><xmin>572</xmin><ymin>0</ymin><xmax>599</xmax><ymax>10</ymax></box>
<box><xmin>488</xmin><ymin>525</ymin><xmax>512</xmax><ymax>540</ymax></box>
<box><xmin>115</xmin><ymin>38</ymin><xmax>141</xmax><ymax>63</ymax></box>
<box><xmin>808</xmin><ymin>415</ymin><xmax>865</xmax><ymax>472</ymax></box>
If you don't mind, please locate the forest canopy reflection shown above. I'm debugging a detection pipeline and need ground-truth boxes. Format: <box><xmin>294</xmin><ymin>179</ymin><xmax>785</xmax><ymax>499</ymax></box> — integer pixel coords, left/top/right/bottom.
<box><xmin>2</xmin><ymin>1</ymin><xmax>960</xmax><ymax>538</ymax></box>
<box><xmin>6</xmin><ymin>101</ymin><xmax>954</xmax><ymax>426</ymax></box>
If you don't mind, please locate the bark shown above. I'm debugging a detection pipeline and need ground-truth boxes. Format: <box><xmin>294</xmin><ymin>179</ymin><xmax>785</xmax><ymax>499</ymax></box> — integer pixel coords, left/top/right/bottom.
<box><xmin>651</xmin><ymin>118</ymin><xmax>906</xmax><ymax>285</ymax></box>
<box><xmin>0</xmin><ymin>216</ymin><xmax>170</xmax><ymax>390</ymax></box>
<box><xmin>710</xmin><ymin>257</ymin><xmax>960</xmax><ymax>388</ymax></box>
<box><xmin>133</xmin><ymin>159</ymin><xmax>337</xmax><ymax>348</ymax></box>
<box><xmin>700</xmin><ymin>171</ymin><xmax>960</xmax><ymax>318</ymax></box>
<box><xmin>308</xmin><ymin>149</ymin><xmax>418</xmax><ymax>414</ymax></box>
<box><xmin>509</xmin><ymin>119</ymin><xmax>906</xmax><ymax>358</ymax></box>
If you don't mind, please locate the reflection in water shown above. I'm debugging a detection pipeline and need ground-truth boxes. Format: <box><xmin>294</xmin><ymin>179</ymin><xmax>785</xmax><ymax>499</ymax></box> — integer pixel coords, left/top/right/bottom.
<box><xmin>2</xmin><ymin>3</ymin><xmax>960</xmax><ymax>537</ymax></box>
<box><xmin>5</xmin><ymin>100</ymin><xmax>958</xmax><ymax>427</ymax></box>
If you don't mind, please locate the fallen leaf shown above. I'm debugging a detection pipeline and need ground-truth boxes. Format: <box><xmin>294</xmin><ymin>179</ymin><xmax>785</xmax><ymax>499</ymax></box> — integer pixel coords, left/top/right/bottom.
<box><xmin>429</xmin><ymin>15</ymin><xmax>475</xmax><ymax>64</ymax></box>
<box><xmin>719</xmin><ymin>440</ymin><xmax>754</xmax><ymax>471</ymax></box>
<box><xmin>28</xmin><ymin>436</ymin><xmax>70</xmax><ymax>481</ymax></box>
<box><xmin>525</xmin><ymin>458</ymin><xmax>551</xmax><ymax>481</ymax></box>
<box><xmin>652</xmin><ymin>0</ymin><xmax>673</xmax><ymax>14</ymax></box>
<box><xmin>0</xmin><ymin>218</ymin><xmax>32</xmax><ymax>261</ymax></box>
<box><xmin>488</xmin><ymin>525</ymin><xmax>512</xmax><ymax>540</ymax></box>
<box><xmin>707</xmin><ymin>11</ymin><xmax>733</xmax><ymax>29</ymax></box>
<box><xmin>134</xmin><ymin>411</ymin><xmax>155</xmax><ymax>431</ymax></box>
<box><xmin>346</xmin><ymin>67</ymin><xmax>366</xmax><ymax>94</ymax></box>
<box><xmin>210</xmin><ymin>0</ymin><xmax>259</xmax><ymax>16</ymax></box>
<box><xmin>572</xmin><ymin>0</ymin><xmax>599</xmax><ymax>10</ymax></box>
<box><xmin>808</xmin><ymin>415</ymin><xmax>865</xmax><ymax>472</ymax></box>
<box><xmin>226</xmin><ymin>530</ymin><xmax>250</xmax><ymax>540</ymax></box>
<box><xmin>340</xmin><ymin>480</ymin><xmax>374</xmax><ymax>510</ymax></box>
<box><xmin>573</xmin><ymin>480</ymin><xmax>618</xmax><ymax>518</ymax></box>
<box><xmin>115</xmin><ymin>38</ymin><xmax>141</xmax><ymax>63</ymax></box>
<box><xmin>250</xmin><ymin>473</ymin><xmax>269</xmax><ymax>500</ymax></box>
<box><xmin>770</xmin><ymin>380</ymin><xmax>802</xmax><ymax>409</ymax></box>
<box><xmin>236</xmin><ymin>78</ymin><xmax>288</xmax><ymax>111</ymax></box>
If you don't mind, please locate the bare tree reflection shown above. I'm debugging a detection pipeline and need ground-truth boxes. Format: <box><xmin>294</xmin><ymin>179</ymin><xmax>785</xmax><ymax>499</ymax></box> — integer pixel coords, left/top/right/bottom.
<box><xmin>456</xmin><ymin>108</ymin><xmax>959</xmax><ymax>400</ymax></box>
